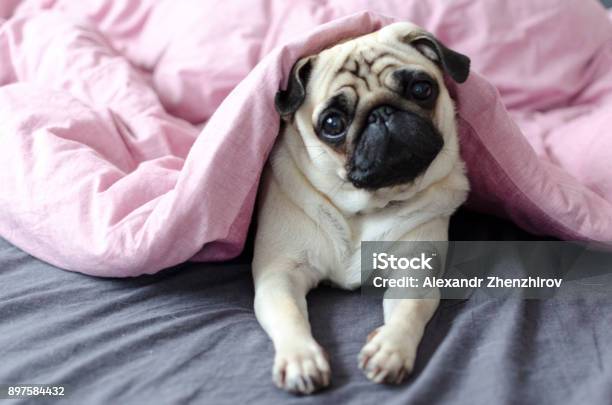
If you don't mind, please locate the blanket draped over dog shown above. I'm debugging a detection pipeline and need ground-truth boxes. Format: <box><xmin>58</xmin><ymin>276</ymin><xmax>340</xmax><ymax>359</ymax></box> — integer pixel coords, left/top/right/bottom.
<box><xmin>0</xmin><ymin>0</ymin><xmax>611</xmax><ymax>277</ymax></box>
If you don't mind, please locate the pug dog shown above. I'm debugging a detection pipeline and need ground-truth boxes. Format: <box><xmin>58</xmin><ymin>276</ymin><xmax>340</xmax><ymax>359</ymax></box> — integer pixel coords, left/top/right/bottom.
<box><xmin>253</xmin><ymin>22</ymin><xmax>470</xmax><ymax>394</ymax></box>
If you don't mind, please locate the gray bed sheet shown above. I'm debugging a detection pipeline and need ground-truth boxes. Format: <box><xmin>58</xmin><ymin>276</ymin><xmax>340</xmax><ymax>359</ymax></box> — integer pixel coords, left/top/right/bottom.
<box><xmin>1</xmin><ymin>209</ymin><xmax>611</xmax><ymax>405</ymax></box>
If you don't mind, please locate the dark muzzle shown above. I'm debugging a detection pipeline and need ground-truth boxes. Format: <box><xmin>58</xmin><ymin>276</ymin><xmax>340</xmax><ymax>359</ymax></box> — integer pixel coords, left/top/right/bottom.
<box><xmin>347</xmin><ymin>105</ymin><xmax>444</xmax><ymax>190</ymax></box>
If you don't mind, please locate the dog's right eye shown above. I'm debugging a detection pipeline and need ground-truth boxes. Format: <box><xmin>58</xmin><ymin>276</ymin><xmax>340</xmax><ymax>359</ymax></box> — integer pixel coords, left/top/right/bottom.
<box><xmin>319</xmin><ymin>111</ymin><xmax>347</xmax><ymax>142</ymax></box>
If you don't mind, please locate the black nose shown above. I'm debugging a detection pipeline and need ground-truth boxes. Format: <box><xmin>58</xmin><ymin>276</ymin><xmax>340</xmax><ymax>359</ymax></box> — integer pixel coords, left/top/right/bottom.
<box><xmin>347</xmin><ymin>105</ymin><xmax>444</xmax><ymax>190</ymax></box>
<box><xmin>367</xmin><ymin>105</ymin><xmax>396</xmax><ymax>124</ymax></box>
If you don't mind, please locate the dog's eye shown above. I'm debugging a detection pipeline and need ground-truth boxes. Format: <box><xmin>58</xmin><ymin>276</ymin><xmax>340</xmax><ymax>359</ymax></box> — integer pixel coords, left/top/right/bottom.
<box><xmin>320</xmin><ymin>112</ymin><xmax>347</xmax><ymax>140</ymax></box>
<box><xmin>410</xmin><ymin>81</ymin><xmax>433</xmax><ymax>100</ymax></box>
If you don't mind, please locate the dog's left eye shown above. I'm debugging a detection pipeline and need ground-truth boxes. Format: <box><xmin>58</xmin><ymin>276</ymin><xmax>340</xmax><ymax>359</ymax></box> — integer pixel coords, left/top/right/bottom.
<box><xmin>410</xmin><ymin>81</ymin><xmax>433</xmax><ymax>100</ymax></box>
<box><xmin>320</xmin><ymin>112</ymin><xmax>347</xmax><ymax>141</ymax></box>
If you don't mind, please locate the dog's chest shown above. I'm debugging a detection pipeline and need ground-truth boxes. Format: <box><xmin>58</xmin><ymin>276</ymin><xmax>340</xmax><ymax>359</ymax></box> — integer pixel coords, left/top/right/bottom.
<box><xmin>309</xmin><ymin>204</ymin><xmax>419</xmax><ymax>289</ymax></box>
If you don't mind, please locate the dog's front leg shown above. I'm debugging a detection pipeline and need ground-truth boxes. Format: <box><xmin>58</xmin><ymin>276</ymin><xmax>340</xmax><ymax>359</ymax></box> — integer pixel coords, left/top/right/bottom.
<box><xmin>358</xmin><ymin>292</ymin><xmax>440</xmax><ymax>383</ymax></box>
<box><xmin>253</xmin><ymin>263</ymin><xmax>330</xmax><ymax>394</ymax></box>
<box><xmin>359</xmin><ymin>217</ymin><xmax>448</xmax><ymax>384</ymax></box>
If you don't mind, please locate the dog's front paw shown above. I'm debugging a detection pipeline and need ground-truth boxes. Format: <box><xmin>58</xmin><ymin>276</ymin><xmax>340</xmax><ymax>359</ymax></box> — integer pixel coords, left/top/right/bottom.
<box><xmin>358</xmin><ymin>326</ymin><xmax>417</xmax><ymax>384</ymax></box>
<box><xmin>273</xmin><ymin>338</ymin><xmax>331</xmax><ymax>395</ymax></box>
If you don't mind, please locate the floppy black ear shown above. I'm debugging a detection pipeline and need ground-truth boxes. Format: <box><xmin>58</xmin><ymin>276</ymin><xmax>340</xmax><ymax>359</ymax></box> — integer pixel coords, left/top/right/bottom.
<box><xmin>404</xmin><ymin>31</ymin><xmax>470</xmax><ymax>83</ymax></box>
<box><xmin>274</xmin><ymin>57</ymin><xmax>313</xmax><ymax>117</ymax></box>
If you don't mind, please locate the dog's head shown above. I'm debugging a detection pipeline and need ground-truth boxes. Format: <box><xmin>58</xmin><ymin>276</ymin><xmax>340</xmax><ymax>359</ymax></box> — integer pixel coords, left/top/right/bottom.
<box><xmin>275</xmin><ymin>23</ymin><xmax>469</xmax><ymax>195</ymax></box>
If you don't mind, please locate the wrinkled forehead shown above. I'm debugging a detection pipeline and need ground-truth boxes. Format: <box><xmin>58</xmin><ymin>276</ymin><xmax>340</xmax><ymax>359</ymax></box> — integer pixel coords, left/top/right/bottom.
<box><xmin>308</xmin><ymin>23</ymin><xmax>441</xmax><ymax>104</ymax></box>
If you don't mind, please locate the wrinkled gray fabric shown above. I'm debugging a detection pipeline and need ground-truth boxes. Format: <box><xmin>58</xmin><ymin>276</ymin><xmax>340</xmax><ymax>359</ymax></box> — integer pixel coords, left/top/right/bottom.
<box><xmin>1</xmin><ymin>209</ymin><xmax>611</xmax><ymax>404</ymax></box>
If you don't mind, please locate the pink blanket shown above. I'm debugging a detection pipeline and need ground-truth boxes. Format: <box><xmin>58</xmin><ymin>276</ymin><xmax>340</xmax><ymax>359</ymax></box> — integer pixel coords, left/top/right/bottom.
<box><xmin>1</xmin><ymin>0</ymin><xmax>611</xmax><ymax>277</ymax></box>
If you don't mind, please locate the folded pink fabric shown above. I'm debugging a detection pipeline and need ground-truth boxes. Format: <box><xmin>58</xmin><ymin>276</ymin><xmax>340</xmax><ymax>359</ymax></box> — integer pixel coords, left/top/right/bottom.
<box><xmin>0</xmin><ymin>0</ymin><xmax>611</xmax><ymax>276</ymax></box>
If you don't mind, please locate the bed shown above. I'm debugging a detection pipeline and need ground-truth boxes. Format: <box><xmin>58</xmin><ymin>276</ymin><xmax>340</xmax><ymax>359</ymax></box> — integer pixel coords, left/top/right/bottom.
<box><xmin>2</xmin><ymin>209</ymin><xmax>611</xmax><ymax>404</ymax></box>
<box><xmin>2</xmin><ymin>0</ymin><xmax>612</xmax><ymax>403</ymax></box>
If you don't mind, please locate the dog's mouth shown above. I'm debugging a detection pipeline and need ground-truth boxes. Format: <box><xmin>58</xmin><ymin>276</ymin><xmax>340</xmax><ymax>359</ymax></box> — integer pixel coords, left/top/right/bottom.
<box><xmin>346</xmin><ymin>105</ymin><xmax>444</xmax><ymax>190</ymax></box>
